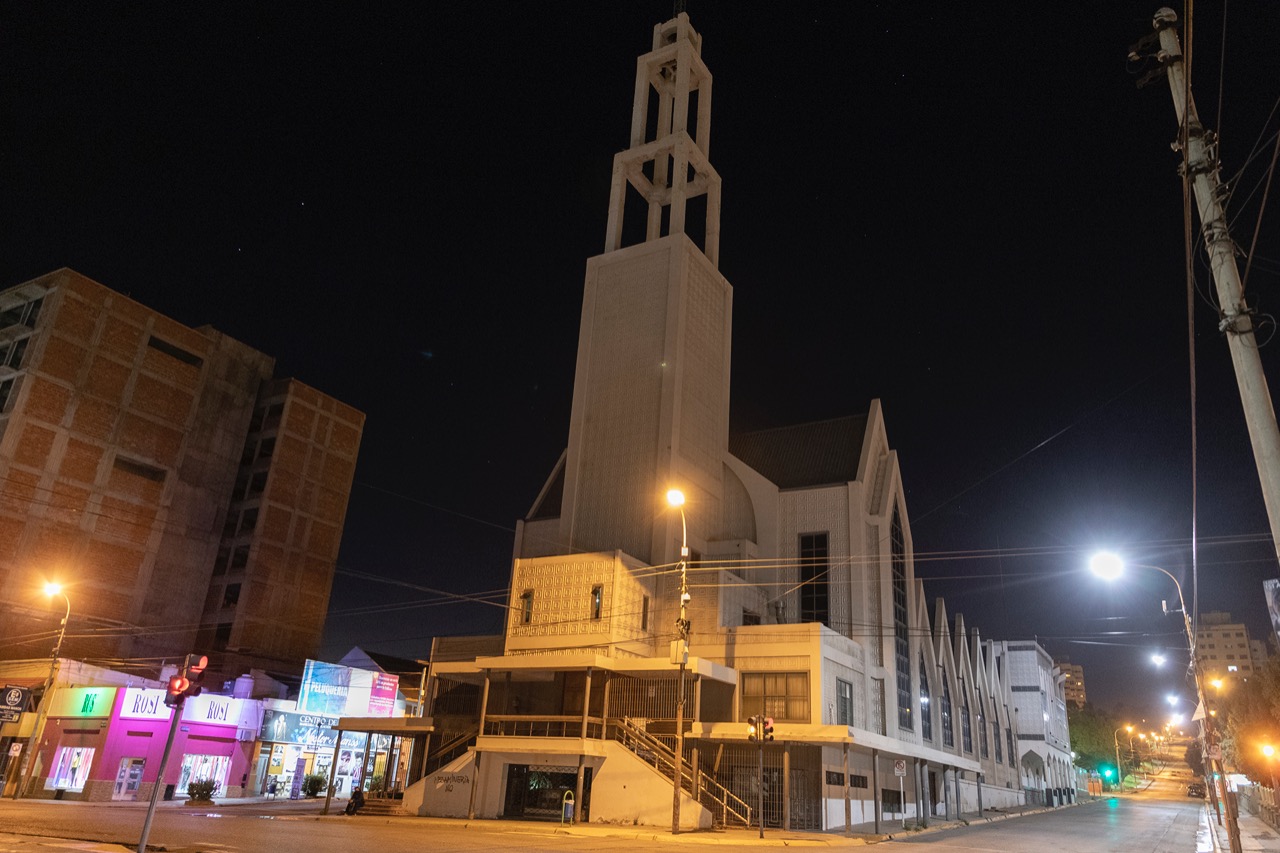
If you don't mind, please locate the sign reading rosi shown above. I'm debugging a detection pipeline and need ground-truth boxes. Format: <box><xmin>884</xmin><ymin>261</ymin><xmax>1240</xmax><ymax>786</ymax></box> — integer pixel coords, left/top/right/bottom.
<box><xmin>118</xmin><ymin>688</ymin><xmax>260</xmax><ymax>729</ymax></box>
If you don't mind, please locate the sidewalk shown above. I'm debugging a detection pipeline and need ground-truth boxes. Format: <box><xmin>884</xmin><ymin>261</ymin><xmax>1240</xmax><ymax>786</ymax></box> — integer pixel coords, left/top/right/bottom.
<box><xmin>1204</xmin><ymin>804</ymin><xmax>1277</xmax><ymax>853</ymax></box>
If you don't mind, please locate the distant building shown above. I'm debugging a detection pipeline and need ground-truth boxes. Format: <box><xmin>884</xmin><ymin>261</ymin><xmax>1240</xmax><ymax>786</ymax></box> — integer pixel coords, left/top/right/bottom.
<box><xmin>1196</xmin><ymin>611</ymin><xmax>1258</xmax><ymax>682</ymax></box>
<box><xmin>0</xmin><ymin>269</ymin><xmax>363</xmax><ymax>682</ymax></box>
<box><xmin>989</xmin><ymin>641</ymin><xmax>1073</xmax><ymax>807</ymax></box>
<box><xmin>1055</xmin><ymin>658</ymin><xmax>1086</xmax><ymax>708</ymax></box>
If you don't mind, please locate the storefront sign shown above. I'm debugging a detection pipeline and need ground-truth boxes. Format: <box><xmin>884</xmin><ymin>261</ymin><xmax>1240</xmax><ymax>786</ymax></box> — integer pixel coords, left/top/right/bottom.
<box><xmin>1</xmin><ymin>686</ymin><xmax>30</xmax><ymax>722</ymax></box>
<box><xmin>119</xmin><ymin>688</ymin><xmax>172</xmax><ymax>720</ymax></box>
<box><xmin>184</xmin><ymin>694</ymin><xmax>260</xmax><ymax>730</ymax></box>
<box><xmin>296</xmin><ymin>660</ymin><xmax>400</xmax><ymax>718</ymax></box>
<box><xmin>258</xmin><ymin>708</ymin><xmax>364</xmax><ymax>750</ymax></box>
<box><xmin>47</xmin><ymin>687</ymin><xmax>117</xmax><ymax>718</ymax></box>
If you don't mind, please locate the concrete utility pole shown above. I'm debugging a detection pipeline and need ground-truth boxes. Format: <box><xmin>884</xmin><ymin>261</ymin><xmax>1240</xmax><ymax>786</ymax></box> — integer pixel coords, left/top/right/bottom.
<box><xmin>1141</xmin><ymin>8</ymin><xmax>1280</xmax><ymax>565</ymax></box>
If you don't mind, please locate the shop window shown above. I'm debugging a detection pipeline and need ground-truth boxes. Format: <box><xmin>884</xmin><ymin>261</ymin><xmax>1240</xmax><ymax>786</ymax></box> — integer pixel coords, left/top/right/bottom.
<box><xmin>178</xmin><ymin>754</ymin><xmax>230</xmax><ymax>795</ymax></box>
<box><xmin>47</xmin><ymin>746</ymin><xmax>95</xmax><ymax>791</ymax></box>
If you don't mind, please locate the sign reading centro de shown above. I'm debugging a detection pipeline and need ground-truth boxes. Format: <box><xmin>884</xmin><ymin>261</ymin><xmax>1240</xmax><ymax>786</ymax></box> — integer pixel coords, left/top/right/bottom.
<box><xmin>296</xmin><ymin>660</ymin><xmax>399</xmax><ymax>717</ymax></box>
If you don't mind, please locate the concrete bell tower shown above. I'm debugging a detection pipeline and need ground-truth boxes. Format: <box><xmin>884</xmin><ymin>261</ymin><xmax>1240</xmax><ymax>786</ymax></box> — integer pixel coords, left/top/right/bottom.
<box><xmin>558</xmin><ymin>13</ymin><xmax>732</xmax><ymax>566</ymax></box>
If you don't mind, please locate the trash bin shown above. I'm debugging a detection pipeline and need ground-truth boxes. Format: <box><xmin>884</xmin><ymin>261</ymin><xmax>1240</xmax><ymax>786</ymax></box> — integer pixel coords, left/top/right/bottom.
<box><xmin>164</xmin><ymin>784</ymin><xmax>176</xmax><ymax>801</ymax></box>
<box><xmin>561</xmin><ymin>791</ymin><xmax>575</xmax><ymax>824</ymax></box>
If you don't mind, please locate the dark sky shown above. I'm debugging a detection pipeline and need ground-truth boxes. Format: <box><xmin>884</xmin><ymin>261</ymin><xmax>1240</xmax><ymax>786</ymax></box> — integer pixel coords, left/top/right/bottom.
<box><xmin>4</xmin><ymin>2</ymin><xmax>1280</xmax><ymax>716</ymax></box>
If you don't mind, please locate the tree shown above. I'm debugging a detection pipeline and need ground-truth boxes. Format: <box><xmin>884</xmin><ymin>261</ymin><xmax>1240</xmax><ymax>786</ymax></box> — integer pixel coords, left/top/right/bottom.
<box><xmin>1068</xmin><ymin>704</ymin><xmax>1120</xmax><ymax>771</ymax></box>
<box><xmin>1217</xmin><ymin>657</ymin><xmax>1280</xmax><ymax>783</ymax></box>
<box><xmin>1184</xmin><ymin>740</ymin><xmax>1204</xmax><ymax>776</ymax></box>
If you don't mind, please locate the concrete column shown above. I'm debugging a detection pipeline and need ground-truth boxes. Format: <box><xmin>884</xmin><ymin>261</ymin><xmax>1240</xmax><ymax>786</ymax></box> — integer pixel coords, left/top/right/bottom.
<box><xmin>581</xmin><ymin>668</ymin><xmax>593</xmax><ymax>739</ymax></box>
<box><xmin>575</xmin><ymin>754</ymin><xmax>586</xmax><ymax>825</ymax></box>
<box><xmin>977</xmin><ymin>772</ymin><xmax>984</xmax><ymax>817</ymax></box>
<box><xmin>954</xmin><ymin>769</ymin><xmax>962</xmax><ymax>820</ymax></box>
<box><xmin>601</xmin><ymin>672</ymin><xmax>612</xmax><ymax>729</ymax></box>
<box><xmin>783</xmin><ymin>742</ymin><xmax>791</xmax><ymax>831</ymax></box>
<box><xmin>467</xmin><ymin>752</ymin><xmax>482</xmax><ymax>820</ymax></box>
<box><xmin>920</xmin><ymin>762</ymin><xmax>931</xmax><ymax>827</ymax></box>
<box><xmin>843</xmin><ymin>742</ymin><xmax>851</xmax><ymax>833</ymax></box>
<box><xmin>942</xmin><ymin>766</ymin><xmax>951</xmax><ymax>820</ymax></box>
<box><xmin>322</xmin><ymin>729</ymin><xmax>342</xmax><ymax>815</ymax></box>
<box><xmin>872</xmin><ymin>748</ymin><xmax>881</xmax><ymax>834</ymax></box>
<box><xmin>914</xmin><ymin>759</ymin><xmax>923</xmax><ymax>826</ymax></box>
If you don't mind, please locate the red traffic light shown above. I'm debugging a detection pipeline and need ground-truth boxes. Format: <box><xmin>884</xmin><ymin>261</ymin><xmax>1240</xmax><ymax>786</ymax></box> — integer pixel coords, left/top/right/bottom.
<box><xmin>187</xmin><ymin>655</ymin><xmax>208</xmax><ymax>674</ymax></box>
<box><xmin>164</xmin><ymin>675</ymin><xmax>189</xmax><ymax>707</ymax></box>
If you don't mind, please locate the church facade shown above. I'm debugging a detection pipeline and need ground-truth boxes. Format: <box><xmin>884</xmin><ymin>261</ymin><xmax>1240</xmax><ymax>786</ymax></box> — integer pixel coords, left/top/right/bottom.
<box><xmin>407</xmin><ymin>13</ymin><xmax>1049</xmax><ymax>831</ymax></box>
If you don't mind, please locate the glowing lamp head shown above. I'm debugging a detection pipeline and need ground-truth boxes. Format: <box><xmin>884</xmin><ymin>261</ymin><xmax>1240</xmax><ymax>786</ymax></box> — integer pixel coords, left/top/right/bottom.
<box><xmin>1089</xmin><ymin>552</ymin><xmax>1124</xmax><ymax>580</ymax></box>
<box><xmin>1167</xmin><ymin>695</ymin><xmax>1178</xmax><ymax>707</ymax></box>
<box><xmin>1264</xmin><ymin>745</ymin><xmax>1275</xmax><ymax>758</ymax></box>
<box><xmin>43</xmin><ymin>581</ymin><xmax>63</xmax><ymax>597</ymax></box>
<box><xmin>1151</xmin><ymin>654</ymin><xmax>1166</xmax><ymax>667</ymax></box>
<box><xmin>1211</xmin><ymin>679</ymin><xmax>1223</xmax><ymax>690</ymax></box>
<box><xmin>666</xmin><ymin>489</ymin><xmax>686</xmax><ymax>508</ymax></box>
<box><xmin>1126</xmin><ymin>725</ymin><xmax>1133</xmax><ymax>733</ymax></box>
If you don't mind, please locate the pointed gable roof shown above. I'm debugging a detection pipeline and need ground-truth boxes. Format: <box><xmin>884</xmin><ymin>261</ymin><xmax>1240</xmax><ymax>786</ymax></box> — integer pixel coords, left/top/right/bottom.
<box><xmin>729</xmin><ymin>414</ymin><xmax>868</xmax><ymax>489</ymax></box>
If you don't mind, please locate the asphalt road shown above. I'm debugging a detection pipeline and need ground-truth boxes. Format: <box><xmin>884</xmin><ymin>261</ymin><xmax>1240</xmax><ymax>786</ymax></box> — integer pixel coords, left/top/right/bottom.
<box><xmin>0</xmin><ymin>775</ymin><xmax>1210</xmax><ymax>853</ymax></box>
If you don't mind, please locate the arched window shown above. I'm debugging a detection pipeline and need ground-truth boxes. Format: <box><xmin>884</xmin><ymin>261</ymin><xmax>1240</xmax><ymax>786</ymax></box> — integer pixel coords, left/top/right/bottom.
<box><xmin>919</xmin><ymin>653</ymin><xmax>933</xmax><ymax>742</ymax></box>
<box><xmin>960</xmin><ymin>685</ymin><xmax>973</xmax><ymax>753</ymax></box>
<box><xmin>940</xmin><ymin>668</ymin><xmax>954</xmax><ymax>748</ymax></box>
<box><xmin>992</xmin><ymin>705</ymin><xmax>1003</xmax><ymax>763</ymax></box>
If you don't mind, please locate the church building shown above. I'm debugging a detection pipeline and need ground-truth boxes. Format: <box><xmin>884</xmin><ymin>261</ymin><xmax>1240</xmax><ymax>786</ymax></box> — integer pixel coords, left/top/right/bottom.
<box><xmin>408</xmin><ymin>13</ymin><xmax>1033</xmax><ymax>831</ymax></box>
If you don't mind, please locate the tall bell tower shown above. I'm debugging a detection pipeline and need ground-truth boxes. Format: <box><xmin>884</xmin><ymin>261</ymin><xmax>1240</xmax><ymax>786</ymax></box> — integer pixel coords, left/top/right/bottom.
<box><xmin>558</xmin><ymin>13</ymin><xmax>732</xmax><ymax>566</ymax></box>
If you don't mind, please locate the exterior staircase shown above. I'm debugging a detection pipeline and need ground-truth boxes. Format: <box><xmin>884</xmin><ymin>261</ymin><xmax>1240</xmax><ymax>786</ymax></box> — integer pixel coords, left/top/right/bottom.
<box><xmin>612</xmin><ymin>717</ymin><xmax>753</xmax><ymax>828</ymax></box>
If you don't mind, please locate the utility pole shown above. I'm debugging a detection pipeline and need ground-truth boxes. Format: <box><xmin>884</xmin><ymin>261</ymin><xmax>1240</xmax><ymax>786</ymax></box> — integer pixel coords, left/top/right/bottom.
<box><xmin>1134</xmin><ymin>8</ymin><xmax>1280</xmax><ymax>565</ymax></box>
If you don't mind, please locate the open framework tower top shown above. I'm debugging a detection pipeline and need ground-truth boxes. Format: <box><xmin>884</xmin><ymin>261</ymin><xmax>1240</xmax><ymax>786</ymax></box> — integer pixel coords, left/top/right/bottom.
<box><xmin>604</xmin><ymin>13</ymin><xmax>721</xmax><ymax>267</ymax></box>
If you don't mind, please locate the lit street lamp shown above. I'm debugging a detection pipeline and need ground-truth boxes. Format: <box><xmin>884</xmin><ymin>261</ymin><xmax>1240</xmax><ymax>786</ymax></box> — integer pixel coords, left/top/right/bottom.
<box><xmin>666</xmin><ymin>488</ymin><xmax>691</xmax><ymax>835</ymax></box>
<box><xmin>1114</xmin><ymin>725</ymin><xmax>1133</xmax><ymax>789</ymax></box>
<box><xmin>1263</xmin><ymin>745</ymin><xmax>1278</xmax><ymax>790</ymax></box>
<box><xmin>1089</xmin><ymin>552</ymin><xmax>1242</xmax><ymax>853</ymax></box>
<box><xmin>13</xmin><ymin>582</ymin><xmax>71</xmax><ymax>799</ymax></box>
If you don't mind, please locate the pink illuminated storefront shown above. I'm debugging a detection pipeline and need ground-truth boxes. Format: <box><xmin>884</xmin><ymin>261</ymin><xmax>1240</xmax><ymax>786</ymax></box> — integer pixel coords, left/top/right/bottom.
<box><xmin>28</xmin><ymin>686</ymin><xmax>262</xmax><ymax>802</ymax></box>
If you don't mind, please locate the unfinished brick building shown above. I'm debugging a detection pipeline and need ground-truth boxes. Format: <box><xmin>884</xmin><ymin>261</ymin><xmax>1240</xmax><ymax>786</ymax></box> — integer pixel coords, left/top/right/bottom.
<box><xmin>0</xmin><ymin>269</ymin><xmax>363</xmax><ymax>682</ymax></box>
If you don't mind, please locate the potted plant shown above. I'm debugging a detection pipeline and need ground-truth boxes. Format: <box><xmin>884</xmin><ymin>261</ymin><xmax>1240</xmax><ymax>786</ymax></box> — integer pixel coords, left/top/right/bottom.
<box><xmin>301</xmin><ymin>773</ymin><xmax>328</xmax><ymax>798</ymax></box>
<box><xmin>185</xmin><ymin>778</ymin><xmax>218</xmax><ymax>805</ymax></box>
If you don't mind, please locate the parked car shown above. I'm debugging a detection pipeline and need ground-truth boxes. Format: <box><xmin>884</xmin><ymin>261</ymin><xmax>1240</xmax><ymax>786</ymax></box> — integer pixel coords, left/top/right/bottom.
<box><xmin>1187</xmin><ymin>782</ymin><xmax>1206</xmax><ymax>798</ymax></box>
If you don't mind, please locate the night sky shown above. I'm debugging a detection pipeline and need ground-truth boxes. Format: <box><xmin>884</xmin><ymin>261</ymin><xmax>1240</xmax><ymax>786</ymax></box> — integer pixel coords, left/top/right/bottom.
<box><xmin>5</xmin><ymin>3</ymin><xmax>1280</xmax><ymax>715</ymax></box>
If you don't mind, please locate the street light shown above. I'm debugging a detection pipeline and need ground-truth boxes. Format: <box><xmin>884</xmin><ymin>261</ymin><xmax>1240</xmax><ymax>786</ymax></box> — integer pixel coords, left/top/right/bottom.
<box><xmin>13</xmin><ymin>582</ymin><xmax>71</xmax><ymax>799</ymax></box>
<box><xmin>666</xmin><ymin>488</ymin><xmax>691</xmax><ymax>835</ymax></box>
<box><xmin>1114</xmin><ymin>725</ymin><xmax>1133</xmax><ymax>789</ymax></box>
<box><xmin>1263</xmin><ymin>745</ymin><xmax>1278</xmax><ymax>790</ymax></box>
<box><xmin>1152</xmin><ymin>653</ymin><xmax>1167</xmax><ymax>667</ymax></box>
<box><xmin>1089</xmin><ymin>551</ymin><xmax>1243</xmax><ymax>853</ymax></box>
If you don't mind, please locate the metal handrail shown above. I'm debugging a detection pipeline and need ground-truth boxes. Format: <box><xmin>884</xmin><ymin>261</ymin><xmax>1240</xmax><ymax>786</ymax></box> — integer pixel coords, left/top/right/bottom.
<box><xmin>481</xmin><ymin>715</ymin><xmax>605</xmax><ymax>739</ymax></box>
<box><xmin>611</xmin><ymin>717</ymin><xmax>751</xmax><ymax>828</ymax></box>
<box><xmin>424</xmin><ymin>727</ymin><xmax>478</xmax><ymax>775</ymax></box>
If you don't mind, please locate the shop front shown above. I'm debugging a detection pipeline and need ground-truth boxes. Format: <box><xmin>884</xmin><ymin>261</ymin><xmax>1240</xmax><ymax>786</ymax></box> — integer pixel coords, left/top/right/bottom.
<box><xmin>78</xmin><ymin>687</ymin><xmax>262</xmax><ymax>802</ymax></box>
<box><xmin>257</xmin><ymin>704</ymin><xmax>369</xmax><ymax>797</ymax></box>
<box><xmin>22</xmin><ymin>686</ymin><xmax>116</xmax><ymax>800</ymax></box>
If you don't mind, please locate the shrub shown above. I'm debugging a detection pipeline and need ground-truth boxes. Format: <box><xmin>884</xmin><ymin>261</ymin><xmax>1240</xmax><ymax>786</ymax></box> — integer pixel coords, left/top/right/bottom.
<box><xmin>186</xmin><ymin>778</ymin><xmax>218</xmax><ymax>801</ymax></box>
<box><xmin>302</xmin><ymin>773</ymin><xmax>328</xmax><ymax>798</ymax></box>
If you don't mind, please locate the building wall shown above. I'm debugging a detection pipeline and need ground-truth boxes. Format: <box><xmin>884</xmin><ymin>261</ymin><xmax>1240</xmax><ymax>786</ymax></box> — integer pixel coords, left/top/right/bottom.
<box><xmin>0</xmin><ymin>270</ymin><xmax>272</xmax><ymax>663</ymax></box>
<box><xmin>200</xmin><ymin>378</ymin><xmax>364</xmax><ymax>678</ymax></box>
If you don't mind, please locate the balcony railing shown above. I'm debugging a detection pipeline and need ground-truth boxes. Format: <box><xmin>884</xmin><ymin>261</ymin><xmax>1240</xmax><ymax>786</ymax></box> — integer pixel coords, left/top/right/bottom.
<box><xmin>482</xmin><ymin>714</ymin><xmax>604</xmax><ymax>739</ymax></box>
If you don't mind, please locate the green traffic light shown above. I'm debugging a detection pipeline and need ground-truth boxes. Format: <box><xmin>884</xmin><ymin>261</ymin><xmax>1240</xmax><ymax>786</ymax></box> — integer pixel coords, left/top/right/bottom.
<box><xmin>1102</xmin><ymin>768</ymin><xmax>1113</xmax><ymax>778</ymax></box>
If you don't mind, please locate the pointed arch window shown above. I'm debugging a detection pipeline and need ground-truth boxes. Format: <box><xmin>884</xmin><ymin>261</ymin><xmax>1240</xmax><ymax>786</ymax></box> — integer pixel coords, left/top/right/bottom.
<box><xmin>992</xmin><ymin>705</ymin><xmax>1003</xmax><ymax>763</ymax></box>
<box><xmin>919</xmin><ymin>653</ymin><xmax>933</xmax><ymax>742</ymax></box>
<box><xmin>891</xmin><ymin>507</ymin><xmax>911</xmax><ymax>730</ymax></box>
<box><xmin>978</xmin><ymin>690</ymin><xmax>989</xmax><ymax>758</ymax></box>
<box><xmin>940</xmin><ymin>667</ymin><xmax>954</xmax><ymax>748</ymax></box>
<box><xmin>960</xmin><ymin>685</ymin><xmax>973</xmax><ymax>753</ymax></box>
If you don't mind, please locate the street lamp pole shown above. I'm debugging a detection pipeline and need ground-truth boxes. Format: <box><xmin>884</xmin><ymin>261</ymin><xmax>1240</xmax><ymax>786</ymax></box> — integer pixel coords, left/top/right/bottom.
<box><xmin>1112</xmin><ymin>726</ymin><xmax>1131</xmax><ymax>790</ymax></box>
<box><xmin>13</xmin><ymin>584</ymin><xmax>70</xmax><ymax>800</ymax></box>
<box><xmin>1089</xmin><ymin>553</ymin><xmax>1242</xmax><ymax>853</ymax></box>
<box><xmin>667</xmin><ymin>489</ymin><xmax>691</xmax><ymax>835</ymax></box>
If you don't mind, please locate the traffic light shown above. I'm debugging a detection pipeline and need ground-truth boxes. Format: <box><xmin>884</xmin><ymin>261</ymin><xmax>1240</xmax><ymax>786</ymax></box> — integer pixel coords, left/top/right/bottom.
<box><xmin>165</xmin><ymin>674</ymin><xmax>189</xmax><ymax>707</ymax></box>
<box><xmin>185</xmin><ymin>654</ymin><xmax>208</xmax><ymax>697</ymax></box>
<box><xmin>763</xmin><ymin>717</ymin><xmax>774</xmax><ymax>742</ymax></box>
<box><xmin>747</xmin><ymin>715</ymin><xmax>758</xmax><ymax>742</ymax></box>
